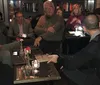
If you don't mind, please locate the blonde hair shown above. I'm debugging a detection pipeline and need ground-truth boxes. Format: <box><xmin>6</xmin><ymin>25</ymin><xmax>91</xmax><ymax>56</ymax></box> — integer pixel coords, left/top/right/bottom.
<box><xmin>71</xmin><ymin>4</ymin><xmax>82</xmax><ymax>16</ymax></box>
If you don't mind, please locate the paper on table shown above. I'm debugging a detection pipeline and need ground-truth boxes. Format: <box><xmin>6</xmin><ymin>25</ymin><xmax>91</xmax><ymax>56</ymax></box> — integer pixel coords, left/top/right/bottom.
<box><xmin>35</xmin><ymin>54</ymin><xmax>51</xmax><ymax>62</ymax></box>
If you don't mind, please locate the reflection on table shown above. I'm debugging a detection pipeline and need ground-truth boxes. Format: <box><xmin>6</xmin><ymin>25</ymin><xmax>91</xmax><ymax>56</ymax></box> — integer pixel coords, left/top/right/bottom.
<box><xmin>14</xmin><ymin>62</ymin><xmax>61</xmax><ymax>84</ymax></box>
<box><xmin>12</xmin><ymin>47</ymin><xmax>61</xmax><ymax>84</ymax></box>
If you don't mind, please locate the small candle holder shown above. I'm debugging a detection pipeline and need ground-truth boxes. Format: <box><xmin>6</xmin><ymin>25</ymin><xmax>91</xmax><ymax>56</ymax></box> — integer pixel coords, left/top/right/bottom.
<box><xmin>22</xmin><ymin>34</ymin><xmax>27</xmax><ymax>38</ymax></box>
<box><xmin>32</xmin><ymin>60</ymin><xmax>40</xmax><ymax>76</ymax></box>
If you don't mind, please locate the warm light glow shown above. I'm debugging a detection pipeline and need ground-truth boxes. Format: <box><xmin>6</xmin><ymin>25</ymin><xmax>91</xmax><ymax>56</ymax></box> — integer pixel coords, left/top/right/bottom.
<box><xmin>88</xmin><ymin>0</ymin><xmax>94</xmax><ymax>3</ymax></box>
<box><xmin>10</xmin><ymin>19</ymin><xmax>12</xmax><ymax>22</ymax></box>
<box><xmin>22</xmin><ymin>34</ymin><xmax>27</xmax><ymax>38</ymax></box>
<box><xmin>10</xmin><ymin>0</ymin><xmax>14</xmax><ymax>4</ymax></box>
<box><xmin>19</xmin><ymin>0</ymin><xmax>21</xmax><ymax>3</ymax></box>
<box><xmin>34</xmin><ymin>64</ymin><xmax>38</xmax><ymax>68</ymax></box>
<box><xmin>13</xmin><ymin>51</ymin><xmax>18</xmax><ymax>55</ymax></box>
<box><xmin>78</xmin><ymin>26</ymin><xmax>83</xmax><ymax>31</ymax></box>
<box><xmin>48</xmin><ymin>0</ymin><xmax>52</xmax><ymax>1</ymax></box>
<box><xmin>34</xmin><ymin>69</ymin><xmax>38</xmax><ymax>73</ymax></box>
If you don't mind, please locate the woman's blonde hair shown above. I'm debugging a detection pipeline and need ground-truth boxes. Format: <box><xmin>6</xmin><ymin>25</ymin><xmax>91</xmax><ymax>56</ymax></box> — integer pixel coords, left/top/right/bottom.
<box><xmin>71</xmin><ymin>4</ymin><xmax>82</xmax><ymax>16</ymax></box>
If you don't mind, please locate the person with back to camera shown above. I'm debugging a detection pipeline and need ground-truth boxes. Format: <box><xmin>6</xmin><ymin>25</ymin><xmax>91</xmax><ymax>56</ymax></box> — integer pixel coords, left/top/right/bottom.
<box><xmin>48</xmin><ymin>14</ymin><xmax>100</xmax><ymax>85</ymax></box>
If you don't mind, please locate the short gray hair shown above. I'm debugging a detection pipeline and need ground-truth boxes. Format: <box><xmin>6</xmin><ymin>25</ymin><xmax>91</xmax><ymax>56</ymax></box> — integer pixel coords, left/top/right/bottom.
<box><xmin>43</xmin><ymin>1</ymin><xmax>55</xmax><ymax>10</ymax></box>
<box><xmin>83</xmin><ymin>14</ymin><xmax>99</xmax><ymax>30</ymax></box>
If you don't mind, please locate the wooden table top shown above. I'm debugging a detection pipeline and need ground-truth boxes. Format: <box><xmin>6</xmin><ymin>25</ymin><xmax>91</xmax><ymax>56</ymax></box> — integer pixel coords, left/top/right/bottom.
<box><xmin>14</xmin><ymin>55</ymin><xmax>61</xmax><ymax>84</ymax></box>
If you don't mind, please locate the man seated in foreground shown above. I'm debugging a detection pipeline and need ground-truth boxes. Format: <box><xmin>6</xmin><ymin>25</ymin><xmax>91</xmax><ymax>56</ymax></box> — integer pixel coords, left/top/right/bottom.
<box><xmin>48</xmin><ymin>14</ymin><xmax>100</xmax><ymax>85</ymax></box>
<box><xmin>0</xmin><ymin>41</ymin><xmax>20</xmax><ymax>85</ymax></box>
<box><xmin>0</xmin><ymin>50</ymin><xmax>13</xmax><ymax>85</ymax></box>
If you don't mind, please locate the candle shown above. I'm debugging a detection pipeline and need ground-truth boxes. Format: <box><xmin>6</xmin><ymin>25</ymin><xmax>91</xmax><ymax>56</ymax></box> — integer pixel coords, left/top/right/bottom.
<box><xmin>34</xmin><ymin>69</ymin><xmax>38</xmax><ymax>73</ymax></box>
<box><xmin>13</xmin><ymin>51</ymin><xmax>18</xmax><ymax>55</ymax></box>
<box><xmin>22</xmin><ymin>34</ymin><xmax>27</xmax><ymax>38</ymax></box>
<box><xmin>34</xmin><ymin>63</ymin><xmax>38</xmax><ymax>68</ymax></box>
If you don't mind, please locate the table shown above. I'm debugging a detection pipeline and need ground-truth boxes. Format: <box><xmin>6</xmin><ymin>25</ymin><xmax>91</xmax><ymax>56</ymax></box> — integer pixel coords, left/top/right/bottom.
<box><xmin>11</xmin><ymin>47</ymin><xmax>43</xmax><ymax>65</ymax></box>
<box><xmin>14</xmin><ymin>63</ymin><xmax>61</xmax><ymax>84</ymax></box>
<box><xmin>8</xmin><ymin>35</ymin><xmax>35</xmax><ymax>46</ymax></box>
<box><xmin>13</xmin><ymin>54</ymin><xmax>61</xmax><ymax>84</ymax></box>
<box><xmin>62</xmin><ymin>33</ymin><xmax>90</xmax><ymax>55</ymax></box>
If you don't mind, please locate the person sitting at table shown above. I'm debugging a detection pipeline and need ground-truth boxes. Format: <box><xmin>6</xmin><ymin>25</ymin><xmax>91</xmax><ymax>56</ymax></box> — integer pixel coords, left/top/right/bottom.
<box><xmin>56</xmin><ymin>8</ymin><xmax>63</xmax><ymax>17</ymax></box>
<box><xmin>8</xmin><ymin>11</ymin><xmax>33</xmax><ymax>41</ymax></box>
<box><xmin>48</xmin><ymin>14</ymin><xmax>100</xmax><ymax>85</ymax></box>
<box><xmin>66</xmin><ymin>4</ymin><xmax>84</xmax><ymax>31</ymax></box>
<box><xmin>34</xmin><ymin>1</ymin><xmax>64</xmax><ymax>54</ymax></box>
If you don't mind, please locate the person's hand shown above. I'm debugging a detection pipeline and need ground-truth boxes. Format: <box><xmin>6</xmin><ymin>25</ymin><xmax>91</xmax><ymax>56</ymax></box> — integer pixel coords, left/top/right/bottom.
<box><xmin>16</xmin><ymin>37</ymin><xmax>23</xmax><ymax>41</ymax></box>
<box><xmin>47</xmin><ymin>26</ymin><xmax>55</xmax><ymax>33</ymax></box>
<box><xmin>47</xmin><ymin>55</ymin><xmax>59</xmax><ymax>63</ymax></box>
<box><xmin>74</xmin><ymin>25</ymin><xmax>78</xmax><ymax>29</ymax></box>
<box><xmin>34</xmin><ymin>37</ymin><xmax>42</xmax><ymax>47</ymax></box>
<box><xmin>76</xmin><ymin>19</ymin><xmax>81</xmax><ymax>24</ymax></box>
<box><xmin>70</xmin><ymin>17</ymin><xmax>78</xmax><ymax>24</ymax></box>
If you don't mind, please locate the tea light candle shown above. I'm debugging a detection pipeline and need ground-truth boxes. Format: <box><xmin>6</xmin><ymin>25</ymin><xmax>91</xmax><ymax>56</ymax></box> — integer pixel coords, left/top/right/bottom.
<box><xmin>34</xmin><ymin>69</ymin><xmax>38</xmax><ymax>73</ymax></box>
<box><xmin>13</xmin><ymin>51</ymin><xmax>18</xmax><ymax>55</ymax></box>
<box><xmin>34</xmin><ymin>63</ymin><xmax>38</xmax><ymax>68</ymax></box>
<box><xmin>22</xmin><ymin>34</ymin><xmax>27</xmax><ymax>38</ymax></box>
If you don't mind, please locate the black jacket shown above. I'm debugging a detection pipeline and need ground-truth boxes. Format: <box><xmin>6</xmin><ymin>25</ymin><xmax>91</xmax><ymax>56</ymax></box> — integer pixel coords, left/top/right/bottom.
<box><xmin>59</xmin><ymin>34</ymin><xmax>100</xmax><ymax>85</ymax></box>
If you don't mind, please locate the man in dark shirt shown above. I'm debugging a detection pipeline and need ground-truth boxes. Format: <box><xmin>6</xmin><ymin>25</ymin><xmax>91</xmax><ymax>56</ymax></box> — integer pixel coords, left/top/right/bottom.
<box><xmin>48</xmin><ymin>14</ymin><xmax>100</xmax><ymax>85</ymax></box>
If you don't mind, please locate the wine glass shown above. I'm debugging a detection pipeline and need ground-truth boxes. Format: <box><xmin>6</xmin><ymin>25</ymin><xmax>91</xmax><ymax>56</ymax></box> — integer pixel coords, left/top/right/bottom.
<box><xmin>32</xmin><ymin>60</ymin><xmax>40</xmax><ymax>76</ymax></box>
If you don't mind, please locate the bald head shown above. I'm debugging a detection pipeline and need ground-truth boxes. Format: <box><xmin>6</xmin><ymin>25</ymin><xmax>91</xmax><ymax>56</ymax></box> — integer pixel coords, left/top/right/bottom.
<box><xmin>83</xmin><ymin>14</ymin><xmax>99</xmax><ymax>30</ymax></box>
